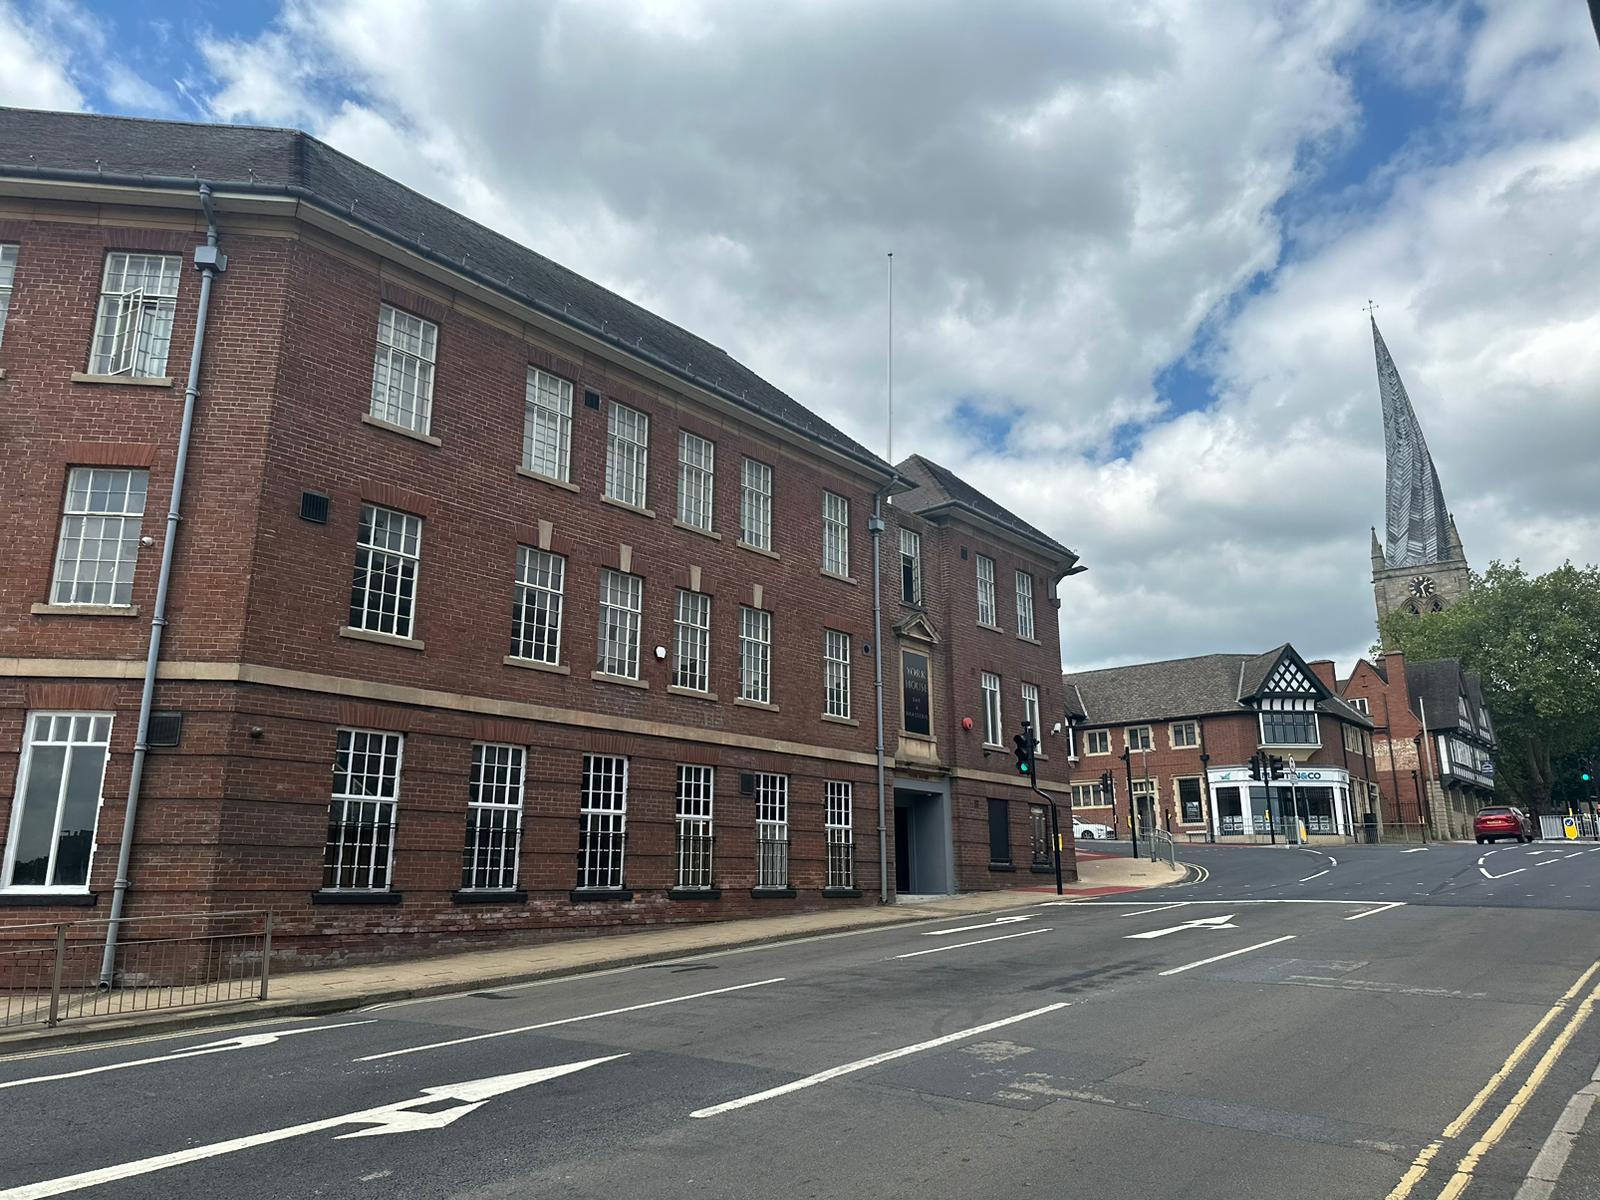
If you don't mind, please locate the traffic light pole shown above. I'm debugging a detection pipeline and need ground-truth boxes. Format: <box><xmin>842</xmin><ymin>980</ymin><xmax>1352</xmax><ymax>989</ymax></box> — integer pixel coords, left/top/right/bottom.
<box><xmin>1122</xmin><ymin>747</ymin><xmax>1140</xmax><ymax>859</ymax></box>
<box><xmin>1033</xmin><ymin>780</ymin><xmax>1065</xmax><ymax>896</ymax></box>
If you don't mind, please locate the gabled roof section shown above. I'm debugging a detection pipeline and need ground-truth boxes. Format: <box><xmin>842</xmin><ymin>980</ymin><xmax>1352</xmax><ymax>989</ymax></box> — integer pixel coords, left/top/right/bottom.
<box><xmin>0</xmin><ymin>107</ymin><xmax>889</xmax><ymax>476</ymax></box>
<box><xmin>1240</xmin><ymin>644</ymin><xmax>1334</xmax><ymax>704</ymax></box>
<box><xmin>894</xmin><ymin>454</ymin><xmax>1078</xmax><ymax>569</ymax></box>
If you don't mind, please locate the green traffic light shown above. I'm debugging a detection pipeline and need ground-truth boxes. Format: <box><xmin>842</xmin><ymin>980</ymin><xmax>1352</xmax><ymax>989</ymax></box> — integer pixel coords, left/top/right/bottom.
<box><xmin>1584</xmin><ymin>772</ymin><xmax>1594</xmax><ymax>782</ymax></box>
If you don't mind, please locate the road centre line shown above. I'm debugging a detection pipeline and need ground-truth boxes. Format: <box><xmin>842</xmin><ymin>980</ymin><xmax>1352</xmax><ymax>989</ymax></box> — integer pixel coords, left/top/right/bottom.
<box><xmin>0</xmin><ymin>1023</ymin><xmax>375</xmax><ymax>1091</ymax></box>
<box><xmin>1435</xmin><ymin>974</ymin><xmax>1600</xmax><ymax>1199</ymax></box>
<box><xmin>1119</xmin><ymin>902</ymin><xmax>1191</xmax><ymax>917</ymax></box>
<box><xmin>1346</xmin><ymin>903</ymin><xmax>1406</xmax><ymax>921</ymax></box>
<box><xmin>1383</xmin><ymin>959</ymin><xmax>1600</xmax><ymax>1200</ymax></box>
<box><xmin>690</xmin><ymin>1002</ymin><xmax>1069</xmax><ymax>1118</ymax></box>
<box><xmin>1299</xmin><ymin>870</ymin><xmax>1330</xmax><ymax>882</ymax></box>
<box><xmin>357</xmin><ymin>978</ymin><xmax>783</xmax><ymax>1062</ymax></box>
<box><xmin>893</xmin><ymin>928</ymin><xmax>1051</xmax><ymax>960</ymax></box>
<box><xmin>1157</xmin><ymin>936</ymin><xmax>1298</xmax><ymax>977</ymax></box>
<box><xmin>921</xmin><ymin>916</ymin><xmax>1031</xmax><ymax>936</ymax></box>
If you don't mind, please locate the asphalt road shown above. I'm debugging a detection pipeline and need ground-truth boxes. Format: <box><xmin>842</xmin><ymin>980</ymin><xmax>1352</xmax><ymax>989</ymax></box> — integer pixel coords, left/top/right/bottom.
<box><xmin>4</xmin><ymin>839</ymin><xmax>1600</xmax><ymax>1200</ymax></box>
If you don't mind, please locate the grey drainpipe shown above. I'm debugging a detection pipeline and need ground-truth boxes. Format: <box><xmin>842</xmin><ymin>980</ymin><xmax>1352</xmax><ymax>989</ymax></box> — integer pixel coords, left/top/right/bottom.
<box><xmin>868</xmin><ymin>477</ymin><xmax>899</xmax><ymax>903</ymax></box>
<box><xmin>98</xmin><ymin>185</ymin><xmax>225</xmax><ymax>988</ymax></box>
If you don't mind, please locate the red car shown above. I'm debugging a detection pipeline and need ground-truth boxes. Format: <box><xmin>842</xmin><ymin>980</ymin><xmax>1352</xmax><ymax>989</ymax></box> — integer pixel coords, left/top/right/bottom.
<box><xmin>1474</xmin><ymin>806</ymin><xmax>1534</xmax><ymax>844</ymax></box>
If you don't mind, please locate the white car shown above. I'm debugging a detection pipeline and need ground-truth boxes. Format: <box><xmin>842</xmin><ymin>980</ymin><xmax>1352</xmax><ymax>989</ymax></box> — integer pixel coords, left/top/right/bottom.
<box><xmin>1073</xmin><ymin>818</ymin><xmax>1114</xmax><ymax>840</ymax></box>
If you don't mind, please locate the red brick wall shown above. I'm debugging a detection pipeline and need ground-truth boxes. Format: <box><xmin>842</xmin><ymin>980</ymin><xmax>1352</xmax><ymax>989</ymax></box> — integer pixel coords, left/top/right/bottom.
<box><xmin>1341</xmin><ymin>655</ymin><xmax>1427</xmax><ymax>826</ymax></box>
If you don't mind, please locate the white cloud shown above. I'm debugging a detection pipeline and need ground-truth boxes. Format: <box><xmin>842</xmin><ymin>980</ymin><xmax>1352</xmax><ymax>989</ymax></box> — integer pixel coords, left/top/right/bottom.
<box><xmin>0</xmin><ymin>1</ymin><xmax>85</xmax><ymax>111</ymax></box>
<box><xmin>191</xmin><ymin>0</ymin><xmax>1600</xmax><ymax>674</ymax></box>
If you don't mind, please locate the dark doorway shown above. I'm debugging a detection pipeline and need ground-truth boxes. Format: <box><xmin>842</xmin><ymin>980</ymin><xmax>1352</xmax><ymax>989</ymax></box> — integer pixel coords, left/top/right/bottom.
<box><xmin>894</xmin><ymin>806</ymin><xmax>911</xmax><ymax>892</ymax></box>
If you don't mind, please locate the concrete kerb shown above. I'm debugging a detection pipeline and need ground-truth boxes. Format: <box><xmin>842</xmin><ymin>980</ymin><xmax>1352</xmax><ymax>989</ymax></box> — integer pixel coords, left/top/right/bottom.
<box><xmin>0</xmin><ymin>862</ymin><xmax>1183</xmax><ymax>1055</ymax></box>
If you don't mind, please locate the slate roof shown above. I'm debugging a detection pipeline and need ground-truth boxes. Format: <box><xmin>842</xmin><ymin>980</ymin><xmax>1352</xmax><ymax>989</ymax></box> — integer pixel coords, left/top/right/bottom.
<box><xmin>1405</xmin><ymin>658</ymin><xmax>1493</xmax><ymax>742</ymax></box>
<box><xmin>1063</xmin><ymin>646</ymin><xmax>1373</xmax><ymax>729</ymax></box>
<box><xmin>894</xmin><ymin>454</ymin><xmax>1077</xmax><ymax>566</ymax></box>
<box><xmin>0</xmin><ymin>107</ymin><xmax>887</xmax><ymax>473</ymax></box>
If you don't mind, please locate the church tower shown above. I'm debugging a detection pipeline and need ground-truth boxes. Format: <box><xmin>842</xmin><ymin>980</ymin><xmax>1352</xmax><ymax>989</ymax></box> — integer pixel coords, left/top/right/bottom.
<box><xmin>1369</xmin><ymin>316</ymin><xmax>1471</xmax><ymax>634</ymax></box>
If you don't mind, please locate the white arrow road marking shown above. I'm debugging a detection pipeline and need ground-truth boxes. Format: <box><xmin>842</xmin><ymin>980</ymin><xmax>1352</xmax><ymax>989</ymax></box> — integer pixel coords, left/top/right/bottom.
<box><xmin>0</xmin><ymin>1056</ymin><xmax>626</xmax><ymax>1199</ymax></box>
<box><xmin>359</xmin><ymin>977</ymin><xmax>782</xmax><ymax>1062</ymax></box>
<box><xmin>690</xmin><ymin>1003</ymin><xmax>1067</xmax><ymax>1118</ymax></box>
<box><xmin>921</xmin><ymin>915</ymin><xmax>1031</xmax><ymax>936</ymax></box>
<box><xmin>0</xmin><ymin>1022</ymin><xmax>376</xmax><ymax>1092</ymax></box>
<box><xmin>1125</xmin><ymin>914</ymin><xmax>1239</xmax><ymax>940</ymax></box>
<box><xmin>894</xmin><ymin>928</ymin><xmax>1051</xmax><ymax>959</ymax></box>
<box><xmin>1159</xmin><ymin>935</ymin><xmax>1299</xmax><ymax>977</ymax></box>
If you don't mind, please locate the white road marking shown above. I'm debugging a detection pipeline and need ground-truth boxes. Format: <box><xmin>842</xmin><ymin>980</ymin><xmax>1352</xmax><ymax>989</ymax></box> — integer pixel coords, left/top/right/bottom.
<box><xmin>1481</xmin><ymin>866</ymin><xmax>1526</xmax><ymax>880</ymax></box>
<box><xmin>0</xmin><ymin>1056</ymin><xmax>627</xmax><ymax>1199</ymax></box>
<box><xmin>893</xmin><ymin>928</ymin><xmax>1051</xmax><ymax>959</ymax></box>
<box><xmin>358</xmin><ymin>978</ymin><xmax>782</xmax><ymax>1062</ymax></box>
<box><xmin>1118</xmin><ymin>902</ymin><xmax>1192</xmax><ymax>917</ymax></box>
<box><xmin>1299</xmin><ymin>870</ymin><xmax>1330</xmax><ymax>882</ymax></box>
<box><xmin>921</xmin><ymin>915</ymin><xmax>1031</xmax><ymax>936</ymax></box>
<box><xmin>1125</xmin><ymin>914</ymin><xmax>1238</xmax><ymax>940</ymax></box>
<box><xmin>0</xmin><ymin>1022</ymin><xmax>375</xmax><ymax>1091</ymax></box>
<box><xmin>1158</xmin><ymin>935</ymin><xmax>1298</xmax><ymax>977</ymax></box>
<box><xmin>1402</xmin><ymin>847</ymin><xmax>1429</xmax><ymax>853</ymax></box>
<box><xmin>1514</xmin><ymin>1058</ymin><xmax>1600</xmax><ymax>1200</ymax></box>
<box><xmin>690</xmin><ymin>1003</ymin><xmax>1069</xmax><ymax>1118</ymax></box>
<box><xmin>1345</xmin><ymin>902</ymin><xmax>1406</xmax><ymax>921</ymax></box>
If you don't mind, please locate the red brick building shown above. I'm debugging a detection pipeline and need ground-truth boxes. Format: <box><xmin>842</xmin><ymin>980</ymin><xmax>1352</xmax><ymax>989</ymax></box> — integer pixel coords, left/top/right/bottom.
<box><xmin>0</xmin><ymin>110</ymin><xmax>1080</xmax><ymax>969</ymax></box>
<box><xmin>1063</xmin><ymin>644</ymin><xmax>1380</xmax><ymax>842</ymax></box>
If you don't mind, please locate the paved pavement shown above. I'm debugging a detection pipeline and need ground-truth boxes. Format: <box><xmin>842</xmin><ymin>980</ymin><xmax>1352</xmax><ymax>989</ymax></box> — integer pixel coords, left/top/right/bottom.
<box><xmin>3</xmin><ymin>839</ymin><xmax>1599</xmax><ymax>1199</ymax></box>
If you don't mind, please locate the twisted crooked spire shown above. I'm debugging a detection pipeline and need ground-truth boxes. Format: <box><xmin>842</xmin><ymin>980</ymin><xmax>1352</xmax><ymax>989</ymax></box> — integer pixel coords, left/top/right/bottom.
<box><xmin>1373</xmin><ymin>317</ymin><xmax>1452</xmax><ymax>569</ymax></box>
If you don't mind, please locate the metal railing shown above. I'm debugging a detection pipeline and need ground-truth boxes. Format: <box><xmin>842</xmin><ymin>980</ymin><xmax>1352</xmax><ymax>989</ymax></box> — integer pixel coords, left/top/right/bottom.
<box><xmin>756</xmin><ymin>835</ymin><xmax>790</xmax><ymax>890</ymax></box>
<box><xmin>1141</xmin><ymin>827</ymin><xmax>1178</xmax><ymax>867</ymax></box>
<box><xmin>1</xmin><ymin>909</ymin><xmax>271</xmax><ymax>1030</ymax></box>
<box><xmin>675</xmin><ymin>825</ymin><xmax>715</xmax><ymax>891</ymax></box>
<box><xmin>825</xmin><ymin>833</ymin><xmax>854</xmax><ymax>890</ymax></box>
<box><xmin>1540</xmin><ymin>813</ymin><xmax>1600</xmax><ymax>840</ymax></box>
<box><xmin>575</xmin><ymin>828</ymin><xmax>627</xmax><ymax>891</ymax></box>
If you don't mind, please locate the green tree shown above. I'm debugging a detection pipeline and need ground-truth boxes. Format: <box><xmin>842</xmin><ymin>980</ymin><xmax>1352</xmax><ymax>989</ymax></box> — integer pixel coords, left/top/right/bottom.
<box><xmin>1379</xmin><ymin>561</ymin><xmax>1600</xmax><ymax>812</ymax></box>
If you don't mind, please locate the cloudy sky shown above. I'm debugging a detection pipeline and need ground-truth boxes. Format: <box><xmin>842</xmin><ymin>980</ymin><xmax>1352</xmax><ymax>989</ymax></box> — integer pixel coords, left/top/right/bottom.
<box><xmin>4</xmin><ymin>0</ymin><xmax>1596</xmax><ymax>672</ymax></box>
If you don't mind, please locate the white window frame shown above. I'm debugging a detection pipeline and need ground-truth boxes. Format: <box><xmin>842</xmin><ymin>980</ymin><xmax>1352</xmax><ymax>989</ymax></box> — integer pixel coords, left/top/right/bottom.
<box><xmin>1347</xmin><ymin>696</ymin><xmax>1370</xmax><ymax>715</ymax></box>
<box><xmin>349</xmin><ymin>504</ymin><xmax>423</xmax><ymax>640</ymax></box>
<box><xmin>322</xmin><ymin>729</ymin><xmax>403</xmax><ymax>892</ymax></box>
<box><xmin>1259</xmin><ymin>709</ymin><xmax>1321</xmax><ymax>748</ymax></box>
<box><xmin>739</xmin><ymin>606</ymin><xmax>773</xmax><ymax>704</ymax></box>
<box><xmin>578</xmin><ymin>754</ymin><xmax>628</xmax><ymax>890</ymax></box>
<box><xmin>510</xmin><ymin>547</ymin><xmax>565</xmax><ymax>665</ymax></box>
<box><xmin>605</xmin><ymin>402</ymin><xmax>650</xmax><ymax>509</ymax></box>
<box><xmin>1170</xmin><ymin>720</ymin><xmax>1200</xmax><ymax>749</ymax></box>
<box><xmin>89</xmin><ymin>252</ymin><xmax>180</xmax><ymax>378</ymax></box>
<box><xmin>1021</xmin><ymin>682</ymin><xmax>1041</xmax><ymax>741</ymax></box>
<box><xmin>0</xmin><ymin>243</ymin><xmax>16</xmax><ymax>350</ymax></box>
<box><xmin>822</xmin><ymin>491</ymin><xmax>850</xmax><ymax>577</ymax></box>
<box><xmin>522</xmin><ymin>367</ymin><xmax>573</xmax><ymax>482</ymax></box>
<box><xmin>824</xmin><ymin>629</ymin><xmax>852</xmax><ymax>719</ymax></box>
<box><xmin>370</xmin><ymin>303</ymin><xmax>438</xmax><ymax>435</ymax></box>
<box><xmin>1016</xmin><ymin>572</ymin><xmax>1036</xmax><ymax>640</ymax></box>
<box><xmin>1072</xmin><ymin>781</ymin><xmax>1110</xmax><ymax>808</ymax></box>
<box><xmin>597</xmin><ymin>569</ymin><xmax>643</xmax><ymax>679</ymax></box>
<box><xmin>740</xmin><ymin>458</ymin><xmax>773</xmax><ymax>551</ymax></box>
<box><xmin>899</xmin><ymin>527</ymin><xmax>922</xmax><ymax>604</ymax></box>
<box><xmin>981</xmin><ymin>671</ymin><xmax>1003</xmax><ymax>746</ymax></box>
<box><xmin>825</xmin><ymin>781</ymin><xmax>854</xmax><ymax>890</ymax></box>
<box><xmin>754</xmin><ymin>773</ymin><xmax>789</xmax><ymax>889</ymax></box>
<box><xmin>1126</xmin><ymin>725</ymin><xmax>1153</xmax><ymax>753</ymax></box>
<box><xmin>1085</xmin><ymin>729</ymin><xmax>1111</xmax><ymax>756</ymax></box>
<box><xmin>673</xmin><ymin>589</ymin><xmax>712</xmax><ymax>693</ymax></box>
<box><xmin>675</xmin><ymin>765</ymin><xmax>715</xmax><ymax>891</ymax></box>
<box><xmin>50</xmin><ymin>467</ymin><xmax>149</xmax><ymax>607</ymax></box>
<box><xmin>976</xmin><ymin>554</ymin><xmax>997</xmax><ymax>627</ymax></box>
<box><xmin>2</xmin><ymin>712</ymin><xmax>113</xmax><ymax>892</ymax></box>
<box><xmin>677</xmin><ymin>431</ymin><xmax>715</xmax><ymax>531</ymax></box>
<box><xmin>463</xmin><ymin>743</ymin><xmax>525</xmax><ymax>892</ymax></box>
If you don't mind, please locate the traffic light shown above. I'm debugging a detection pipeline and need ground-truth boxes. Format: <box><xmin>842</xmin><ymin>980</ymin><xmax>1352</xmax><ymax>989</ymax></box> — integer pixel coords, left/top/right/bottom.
<box><xmin>1012</xmin><ymin>727</ymin><xmax>1038</xmax><ymax>777</ymax></box>
<box><xmin>1268</xmin><ymin>755</ymin><xmax>1286</xmax><ymax>778</ymax></box>
<box><xmin>1099</xmin><ymin>770</ymin><xmax>1114</xmax><ymax>795</ymax></box>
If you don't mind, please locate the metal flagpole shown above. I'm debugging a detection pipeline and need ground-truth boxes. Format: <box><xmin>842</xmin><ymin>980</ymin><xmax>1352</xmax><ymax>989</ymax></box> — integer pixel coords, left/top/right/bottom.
<box><xmin>886</xmin><ymin>252</ymin><xmax>894</xmax><ymax>465</ymax></box>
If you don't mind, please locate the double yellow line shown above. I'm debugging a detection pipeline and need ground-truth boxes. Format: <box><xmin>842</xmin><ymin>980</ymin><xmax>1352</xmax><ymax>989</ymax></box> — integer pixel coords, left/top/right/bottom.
<box><xmin>1385</xmin><ymin>959</ymin><xmax>1600</xmax><ymax>1200</ymax></box>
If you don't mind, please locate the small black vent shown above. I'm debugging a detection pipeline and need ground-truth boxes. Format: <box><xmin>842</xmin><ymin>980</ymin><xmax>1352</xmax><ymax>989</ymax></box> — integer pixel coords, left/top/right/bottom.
<box><xmin>300</xmin><ymin>490</ymin><xmax>330</xmax><ymax>523</ymax></box>
<box><xmin>147</xmin><ymin>711</ymin><xmax>182</xmax><ymax>748</ymax></box>
<box><xmin>739</xmin><ymin>772</ymin><xmax>755</xmax><ymax>796</ymax></box>
<box><xmin>584</xmin><ymin>390</ymin><xmax>602</xmax><ymax>410</ymax></box>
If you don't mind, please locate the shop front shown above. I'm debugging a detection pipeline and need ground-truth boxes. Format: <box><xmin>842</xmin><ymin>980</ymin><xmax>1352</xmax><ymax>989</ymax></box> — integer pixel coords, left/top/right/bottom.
<box><xmin>1205</xmin><ymin>764</ymin><xmax>1356</xmax><ymax>839</ymax></box>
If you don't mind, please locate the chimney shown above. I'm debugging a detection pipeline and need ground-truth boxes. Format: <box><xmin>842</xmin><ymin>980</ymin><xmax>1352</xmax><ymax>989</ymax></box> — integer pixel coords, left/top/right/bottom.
<box><xmin>1306</xmin><ymin>659</ymin><xmax>1338</xmax><ymax>690</ymax></box>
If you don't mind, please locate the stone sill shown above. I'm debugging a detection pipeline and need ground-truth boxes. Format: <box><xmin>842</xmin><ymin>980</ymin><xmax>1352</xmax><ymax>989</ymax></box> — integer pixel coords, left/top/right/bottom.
<box><xmin>452</xmin><ymin>889</ymin><xmax>528</xmax><ymax>905</ymax></box>
<box><xmin>504</xmin><ymin>655</ymin><xmax>570</xmax><ymax>675</ymax></box>
<box><xmin>750</xmin><ymin>887</ymin><xmax>797</xmax><ymax>899</ymax></box>
<box><xmin>361</xmin><ymin>413</ymin><xmax>441</xmax><ymax>446</ymax></box>
<box><xmin>515</xmin><ymin>466</ymin><xmax>579</xmax><ymax>493</ymax></box>
<box><xmin>0</xmin><ymin>891</ymin><xmax>99</xmax><ymax>907</ymax></box>
<box><xmin>340</xmin><ymin>626</ymin><xmax>425</xmax><ymax>651</ymax></box>
<box><xmin>667</xmin><ymin>685</ymin><xmax>719</xmax><ymax>702</ymax></box>
<box><xmin>311</xmin><ymin>890</ymin><xmax>402</xmax><ymax>906</ymax></box>
<box><xmin>668</xmin><ymin>887</ymin><xmax>723</xmax><ymax>901</ymax></box>
<box><xmin>1018</xmin><ymin>636</ymin><xmax>1043</xmax><ymax>646</ymax></box>
<box><xmin>599</xmin><ymin>495</ymin><xmax>655</xmax><ymax>520</ymax></box>
<box><xmin>987</xmin><ymin>862</ymin><xmax>1016</xmax><ymax>873</ymax></box>
<box><xmin>977</xmin><ymin>622</ymin><xmax>1004</xmax><ymax>634</ymax></box>
<box><xmin>736</xmin><ymin>540</ymin><xmax>779</xmax><ymax>561</ymax></box>
<box><xmin>71</xmin><ymin>372</ymin><xmax>173</xmax><ymax>387</ymax></box>
<box><xmin>672</xmin><ymin>520</ymin><xmax>721</xmax><ymax>541</ymax></box>
<box><xmin>31</xmin><ymin>603</ymin><xmax>141</xmax><ymax>618</ymax></box>
<box><xmin>821</xmin><ymin>714</ymin><xmax>859</xmax><ymax>727</ymax></box>
<box><xmin>734</xmin><ymin>697</ymin><xmax>780</xmax><ymax>713</ymax></box>
<box><xmin>822</xmin><ymin>887</ymin><xmax>862</xmax><ymax>899</ymax></box>
<box><xmin>591</xmin><ymin>671</ymin><xmax>648</xmax><ymax>690</ymax></box>
<box><xmin>570</xmin><ymin>888</ymin><xmax>634</xmax><ymax>904</ymax></box>
<box><xmin>821</xmin><ymin>570</ymin><xmax>858</xmax><ymax>586</ymax></box>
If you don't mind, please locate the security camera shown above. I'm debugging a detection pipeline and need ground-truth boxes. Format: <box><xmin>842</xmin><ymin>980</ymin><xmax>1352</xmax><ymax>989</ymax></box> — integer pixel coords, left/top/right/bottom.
<box><xmin>654</xmin><ymin>645</ymin><xmax>667</xmax><ymax>660</ymax></box>
<box><xmin>140</xmin><ymin>536</ymin><xmax>155</xmax><ymax>547</ymax></box>
<box><xmin>1051</xmin><ymin>721</ymin><xmax>1063</xmax><ymax>735</ymax></box>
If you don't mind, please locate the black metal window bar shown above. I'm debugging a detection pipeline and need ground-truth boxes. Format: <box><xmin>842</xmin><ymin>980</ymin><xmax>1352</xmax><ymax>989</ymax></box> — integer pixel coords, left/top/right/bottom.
<box><xmin>577</xmin><ymin>826</ymin><xmax>626</xmax><ymax>890</ymax></box>
<box><xmin>825</xmin><ymin>831</ymin><xmax>853</xmax><ymax>890</ymax></box>
<box><xmin>462</xmin><ymin>743</ymin><xmax>525</xmax><ymax>891</ymax></box>
<box><xmin>676</xmin><ymin>823</ymin><xmax>715</xmax><ymax>890</ymax></box>
<box><xmin>757</xmin><ymin>834</ymin><xmax>790</xmax><ymax>889</ymax></box>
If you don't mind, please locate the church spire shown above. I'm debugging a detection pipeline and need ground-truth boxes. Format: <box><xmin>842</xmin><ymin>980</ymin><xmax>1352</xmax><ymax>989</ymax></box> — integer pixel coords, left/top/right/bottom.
<box><xmin>1372</xmin><ymin>316</ymin><xmax>1452</xmax><ymax>569</ymax></box>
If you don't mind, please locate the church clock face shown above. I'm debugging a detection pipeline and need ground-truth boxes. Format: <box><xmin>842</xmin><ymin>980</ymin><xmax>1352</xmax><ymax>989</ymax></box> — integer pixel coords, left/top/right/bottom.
<box><xmin>1409</xmin><ymin>574</ymin><xmax>1436</xmax><ymax>598</ymax></box>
